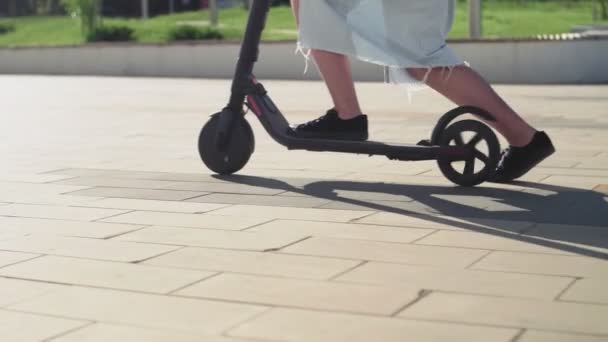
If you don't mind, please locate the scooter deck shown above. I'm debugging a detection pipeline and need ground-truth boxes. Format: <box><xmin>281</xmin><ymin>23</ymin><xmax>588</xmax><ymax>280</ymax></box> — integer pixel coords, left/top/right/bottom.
<box><xmin>244</xmin><ymin>94</ymin><xmax>471</xmax><ymax>162</ymax></box>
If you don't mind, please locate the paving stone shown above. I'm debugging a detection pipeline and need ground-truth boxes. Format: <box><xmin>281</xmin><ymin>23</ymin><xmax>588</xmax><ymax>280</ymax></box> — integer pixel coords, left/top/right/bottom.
<box><xmin>531</xmin><ymin>167</ymin><xmax>608</xmax><ymax>177</ymax></box>
<box><xmin>355</xmin><ymin>212</ymin><xmax>534</xmax><ymax>233</ymax></box>
<box><xmin>249</xmin><ymin>219</ymin><xmax>434</xmax><ymax>243</ymax></box>
<box><xmin>399</xmin><ymin>292</ymin><xmax>608</xmax><ymax>335</ymax></box>
<box><xmin>0</xmin><ymin>173</ymin><xmax>74</xmax><ymax>183</ymax></box>
<box><xmin>542</xmin><ymin>176</ymin><xmax>608</xmax><ymax>190</ymax></box>
<box><xmin>0</xmin><ymin>277</ymin><xmax>63</xmax><ymax>307</ymax></box>
<box><xmin>282</xmin><ymin>237</ymin><xmax>487</xmax><ymax>267</ymax></box>
<box><xmin>0</xmin><ymin>181</ymin><xmax>90</xmax><ymax>196</ymax></box>
<box><xmin>0</xmin><ymin>216</ymin><xmax>143</xmax><ymax>239</ymax></box>
<box><xmin>53</xmin><ymin>176</ymin><xmax>179</xmax><ymax>189</ymax></box>
<box><xmin>46</xmin><ymin>169</ymin><xmax>225</xmax><ymax>182</ymax></box>
<box><xmin>101</xmin><ymin>211</ymin><xmax>269</xmax><ymax>230</ymax></box>
<box><xmin>560</xmin><ymin>278</ymin><xmax>608</xmax><ymax>304</ymax></box>
<box><xmin>0</xmin><ymin>203</ymin><xmax>127</xmax><ymax>221</ymax></box>
<box><xmin>517</xmin><ymin>330</ymin><xmax>608</xmax><ymax>342</ymax></box>
<box><xmin>0</xmin><ymin>256</ymin><xmax>214</xmax><ymax>294</ymax></box>
<box><xmin>65</xmin><ymin>187</ymin><xmax>207</xmax><ymax>201</ymax></box>
<box><xmin>538</xmin><ymin>158</ymin><xmax>580</xmax><ymax>168</ymax></box>
<box><xmin>209</xmin><ymin>204</ymin><xmax>373</xmax><ymax>222</ymax></box>
<box><xmin>116</xmin><ymin>226</ymin><xmax>308</xmax><ymax>251</ymax></box>
<box><xmin>238</xmin><ymin>169</ymin><xmax>350</xmax><ymax>180</ymax></box>
<box><xmin>0</xmin><ymin>193</ymin><xmax>105</xmax><ymax>206</ymax></box>
<box><xmin>0</xmin><ymin>250</ymin><xmax>39</xmax><ymax>268</ymax></box>
<box><xmin>177</xmin><ymin>273</ymin><xmax>418</xmax><ymax>315</ymax></box>
<box><xmin>280</xmin><ymin>189</ymin><xmax>415</xmax><ymax>202</ymax></box>
<box><xmin>229</xmin><ymin>308</ymin><xmax>518</xmax><ymax>342</ymax></box>
<box><xmin>472</xmin><ymin>251</ymin><xmax>608</xmax><ymax>278</ymax></box>
<box><xmin>162</xmin><ymin>182</ymin><xmax>285</xmax><ymax>195</ymax></box>
<box><xmin>577</xmin><ymin>160</ymin><xmax>608</xmax><ymax>169</ymax></box>
<box><xmin>319</xmin><ymin>199</ymin><xmax>436</xmax><ymax>213</ymax></box>
<box><xmin>50</xmin><ymin>324</ymin><xmax>251</xmax><ymax>342</ymax></box>
<box><xmin>83</xmin><ymin>197</ymin><xmax>228</xmax><ymax>213</ymax></box>
<box><xmin>415</xmin><ymin>230</ymin><xmax>606</xmax><ymax>255</ymax></box>
<box><xmin>9</xmin><ymin>286</ymin><xmax>266</xmax><ymax>335</ymax></box>
<box><xmin>523</xmin><ymin>223</ymin><xmax>608</xmax><ymax>254</ymax></box>
<box><xmin>337</xmin><ymin>262</ymin><xmax>573</xmax><ymax>300</ymax></box>
<box><xmin>0</xmin><ymin>235</ymin><xmax>177</xmax><ymax>262</ymax></box>
<box><xmin>187</xmin><ymin>193</ymin><xmax>330</xmax><ymax>208</ymax></box>
<box><xmin>0</xmin><ymin>309</ymin><xmax>88</xmax><ymax>342</ymax></box>
<box><xmin>145</xmin><ymin>247</ymin><xmax>359</xmax><ymax>280</ymax></box>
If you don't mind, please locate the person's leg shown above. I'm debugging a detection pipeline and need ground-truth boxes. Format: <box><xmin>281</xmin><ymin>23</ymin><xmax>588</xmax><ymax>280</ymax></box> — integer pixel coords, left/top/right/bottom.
<box><xmin>291</xmin><ymin>0</ymin><xmax>362</xmax><ymax>119</ymax></box>
<box><xmin>407</xmin><ymin>66</ymin><xmax>536</xmax><ymax>147</ymax></box>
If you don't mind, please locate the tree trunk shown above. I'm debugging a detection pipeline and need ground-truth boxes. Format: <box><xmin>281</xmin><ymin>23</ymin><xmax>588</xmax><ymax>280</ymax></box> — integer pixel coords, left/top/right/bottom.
<box><xmin>141</xmin><ymin>0</ymin><xmax>149</xmax><ymax>19</ymax></box>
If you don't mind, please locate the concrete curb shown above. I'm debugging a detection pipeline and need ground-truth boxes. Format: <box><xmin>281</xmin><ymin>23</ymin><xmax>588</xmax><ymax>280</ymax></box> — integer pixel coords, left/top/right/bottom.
<box><xmin>1</xmin><ymin>38</ymin><xmax>607</xmax><ymax>83</ymax></box>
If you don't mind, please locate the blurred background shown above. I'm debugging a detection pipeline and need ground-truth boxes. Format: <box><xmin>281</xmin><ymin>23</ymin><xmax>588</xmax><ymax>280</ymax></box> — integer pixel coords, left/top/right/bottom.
<box><xmin>0</xmin><ymin>0</ymin><xmax>606</xmax><ymax>46</ymax></box>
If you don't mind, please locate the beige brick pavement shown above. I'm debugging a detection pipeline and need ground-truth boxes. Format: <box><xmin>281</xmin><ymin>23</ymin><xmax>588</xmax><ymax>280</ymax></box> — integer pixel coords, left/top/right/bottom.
<box><xmin>1</xmin><ymin>75</ymin><xmax>607</xmax><ymax>341</ymax></box>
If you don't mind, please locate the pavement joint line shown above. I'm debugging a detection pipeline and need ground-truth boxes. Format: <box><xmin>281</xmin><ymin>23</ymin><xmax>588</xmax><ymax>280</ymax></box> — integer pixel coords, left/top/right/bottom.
<box><xmin>509</xmin><ymin>328</ymin><xmax>527</xmax><ymax>342</ymax></box>
<box><xmin>269</xmin><ymin>236</ymin><xmax>313</xmax><ymax>252</ymax></box>
<box><xmin>58</xmin><ymin>187</ymin><xmax>96</xmax><ymax>196</ymax></box>
<box><xmin>393</xmin><ymin>315</ymin><xmax>600</xmax><ymax>335</ymax></box>
<box><xmin>0</xmin><ymin>273</ymin><xmax>229</xmax><ymax>298</ymax></box>
<box><xmin>462</xmin><ymin>263</ymin><xmax>590</xmax><ymax>279</ymax></box>
<box><xmin>239</xmin><ymin>218</ymin><xmax>279</xmax><ymax>232</ymax></box>
<box><xmin>38</xmin><ymin>168</ymin><xmax>72</xmax><ymax>175</ymax></box>
<box><xmin>556</xmin><ymin>298</ymin><xmax>608</xmax><ymax>307</ymax></box>
<box><xmin>171</xmin><ymin>290</ymin><xmax>432</xmax><ymax>318</ymax></box>
<box><xmin>327</xmin><ymin>260</ymin><xmax>368</xmax><ymax>281</ymax></box>
<box><xmin>553</xmin><ymin>276</ymin><xmax>581</xmax><ymax>301</ymax></box>
<box><xmin>130</xmin><ymin>245</ymin><xmax>184</xmax><ymax>264</ymax></box>
<box><xmin>191</xmin><ymin>203</ymin><xmax>240</xmax><ymax>215</ymax></box>
<box><xmin>0</xmin><ymin>254</ymin><xmax>45</xmax><ymax>271</ymax></box>
<box><xmin>221</xmin><ymin>306</ymin><xmax>275</xmax><ymax>339</ymax></box>
<box><xmin>407</xmin><ymin>229</ymin><xmax>441</xmax><ymax>244</ymax></box>
<box><xmin>92</xmin><ymin>210</ymin><xmax>136</xmax><ymax>223</ymax></box>
<box><xmin>166</xmin><ymin>271</ymin><xmax>223</xmax><ymax>295</ymax></box>
<box><xmin>41</xmin><ymin>175</ymin><xmax>80</xmax><ymax>184</ymax></box>
<box><xmin>346</xmin><ymin>211</ymin><xmax>378</xmax><ymax>224</ymax></box>
<box><xmin>68</xmin><ymin>203</ymin><xmax>226</xmax><ymax>215</ymax></box>
<box><xmin>40</xmin><ymin>320</ymin><xmax>96</xmax><ymax>342</ymax></box>
<box><xmin>390</xmin><ymin>289</ymin><xmax>432</xmax><ymax>317</ymax></box>
<box><xmin>103</xmin><ymin>225</ymin><xmax>152</xmax><ymax>240</ymax></box>
<box><xmin>464</xmin><ymin>250</ymin><xmax>494</xmax><ymax>270</ymax></box>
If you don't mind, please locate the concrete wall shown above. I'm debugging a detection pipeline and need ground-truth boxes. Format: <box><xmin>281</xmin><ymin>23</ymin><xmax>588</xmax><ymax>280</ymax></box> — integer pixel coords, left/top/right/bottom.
<box><xmin>0</xmin><ymin>38</ymin><xmax>607</xmax><ymax>84</ymax></box>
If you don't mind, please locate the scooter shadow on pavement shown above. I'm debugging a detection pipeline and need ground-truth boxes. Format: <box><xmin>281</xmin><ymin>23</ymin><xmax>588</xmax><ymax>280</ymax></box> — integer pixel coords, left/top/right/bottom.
<box><xmin>214</xmin><ymin>174</ymin><xmax>608</xmax><ymax>260</ymax></box>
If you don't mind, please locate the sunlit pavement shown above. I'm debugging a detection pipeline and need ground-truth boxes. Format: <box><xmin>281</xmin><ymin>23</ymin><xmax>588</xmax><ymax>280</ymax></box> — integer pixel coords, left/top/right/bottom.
<box><xmin>1</xmin><ymin>75</ymin><xmax>608</xmax><ymax>341</ymax></box>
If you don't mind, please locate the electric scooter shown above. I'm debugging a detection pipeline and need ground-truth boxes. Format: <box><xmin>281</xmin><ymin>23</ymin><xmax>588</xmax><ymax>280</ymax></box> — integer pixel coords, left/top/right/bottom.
<box><xmin>198</xmin><ymin>0</ymin><xmax>501</xmax><ymax>187</ymax></box>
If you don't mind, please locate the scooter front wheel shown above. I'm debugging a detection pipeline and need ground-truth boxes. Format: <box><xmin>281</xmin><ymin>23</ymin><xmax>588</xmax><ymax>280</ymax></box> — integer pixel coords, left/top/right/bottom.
<box><xmin>198</xmin><ymin>114</ymin><xmax>255</xmax><ymax>175</ymax></box>
<box><xmin>437</xmin><ymin>120</ymin><xmax>500</xmax><ymax>187</ymax></box>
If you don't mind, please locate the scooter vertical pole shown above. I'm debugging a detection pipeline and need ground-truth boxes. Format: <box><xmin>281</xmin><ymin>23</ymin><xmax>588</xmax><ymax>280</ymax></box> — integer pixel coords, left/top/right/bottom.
<box><xmin>227</xmin><ymin>0</ymin><xmax>272</xmax><ymax>111</ymax></box>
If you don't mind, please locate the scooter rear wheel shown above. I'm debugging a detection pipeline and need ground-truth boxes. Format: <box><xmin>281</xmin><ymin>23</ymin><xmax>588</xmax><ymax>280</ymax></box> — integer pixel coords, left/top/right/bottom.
<box><xmin>198</xmin><ymin>114</ymin><xmax>255</xmax><ymax>175</ymax></box>
<box><xmin>437</xmin><ymin>120</ymin><xmax>500</xmax><ymax>187</ymax></box>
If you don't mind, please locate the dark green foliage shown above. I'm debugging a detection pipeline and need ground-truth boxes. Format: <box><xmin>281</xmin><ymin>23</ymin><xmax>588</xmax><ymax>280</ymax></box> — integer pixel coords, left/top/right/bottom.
<box><xmin>168</xmin><ymin>25</ymin><xmax>223</xmax><ymax>41</ymax></box>
<box><xmin>86</xmin><ymin>25</ymin><xmax>134</xmax><ymax>42</ymax></box>
<box><xmin>0</xmin><ymin>23</ymin><xmax>16</xmax><ymax>35</ymax></box>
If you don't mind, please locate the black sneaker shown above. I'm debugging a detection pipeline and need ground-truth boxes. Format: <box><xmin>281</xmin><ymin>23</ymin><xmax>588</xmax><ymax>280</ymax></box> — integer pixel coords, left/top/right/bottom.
<box><xmin>491</xmin><ymin>131</ymin><xmax>555</xmax><ymax>183</ymax></box>
<box><xmin>290</xmin><ymin>109</ymin><xmax>369</xmax><ymax>141</ymax></box>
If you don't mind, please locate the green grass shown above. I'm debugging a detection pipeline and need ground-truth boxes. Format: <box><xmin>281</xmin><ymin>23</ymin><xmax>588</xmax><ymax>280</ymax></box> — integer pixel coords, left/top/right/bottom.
<box><xmin>0</xmin><ymin>2</ymin><xmax>606</xmax><ymax>47</ymax></box>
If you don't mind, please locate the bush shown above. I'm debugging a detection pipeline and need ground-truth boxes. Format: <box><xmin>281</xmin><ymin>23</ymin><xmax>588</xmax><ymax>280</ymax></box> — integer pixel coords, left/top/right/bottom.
<box><xmin>62</xmin><ymin>0</ymin><xmax>102</xmax><ymax>37</ymax></box>
<box><xmin>169</xmin><ymin>25</ymin><xmax>224</xmax><ymax>41</ymax></box>
<box><xmin>0</xmin><ymin>23</ymin><xmax>16</xmax><ymax>35</ymax></box>
<box><xmin>86</xmin><ymin>25</ymin><xmax>134</xmax><ymax>42</ymax></box>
